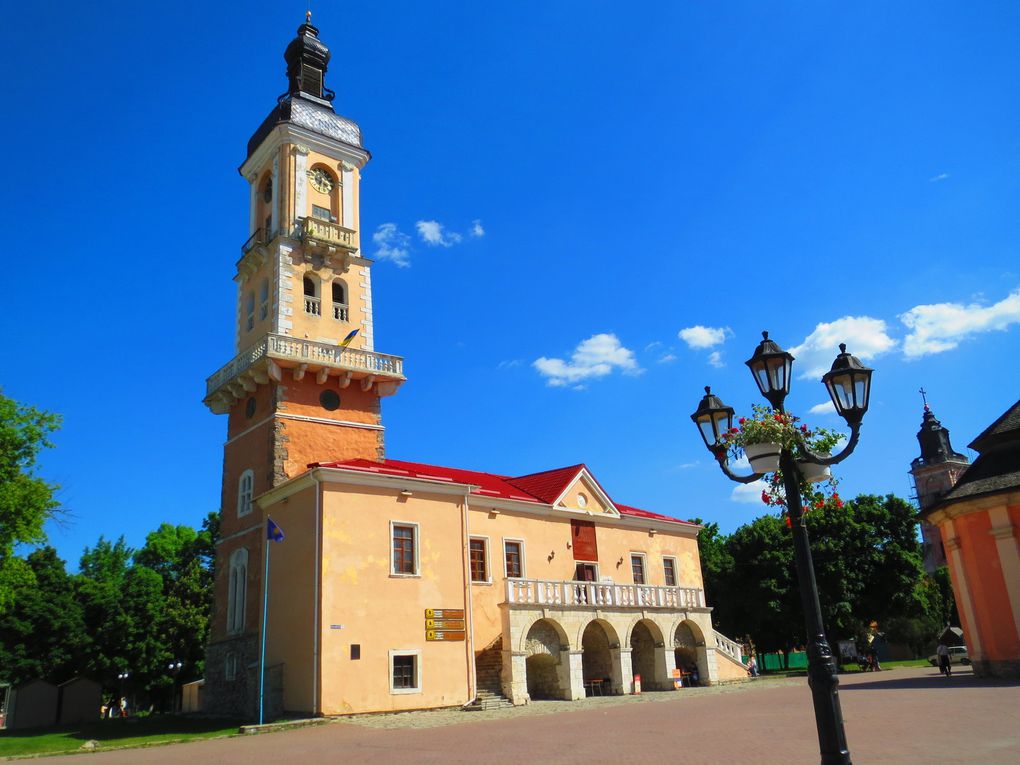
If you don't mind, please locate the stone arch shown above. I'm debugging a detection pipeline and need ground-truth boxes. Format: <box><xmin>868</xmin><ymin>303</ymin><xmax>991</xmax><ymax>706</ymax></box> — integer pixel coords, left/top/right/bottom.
<box><xmin>674</xmin><ymin>619</ymin><xmax>708</xmax><ymax>686</ymax></box>
<box><xmin>523</xmin><ymin>618</ymin><xmax>570</xmax><ymax>701</ymax></box>
<box><xmin>629</xmin><ymin>619</ymin><xmax>666</xmax><ymax>691</ymax></box>
<box><xmin>517</xmin><ymin>615</ymin><xmax>569</xmax><ymax>652</ymax></box>
<box><xmin>580</xmin><ymin>619</ymin><xmax>619</xmax><ymax>695</ymax></box>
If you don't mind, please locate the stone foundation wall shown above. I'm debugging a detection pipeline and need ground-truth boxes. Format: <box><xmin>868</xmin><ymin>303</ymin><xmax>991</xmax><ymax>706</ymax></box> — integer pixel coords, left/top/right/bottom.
<box><xmin>203</xmin><ymin>634</ymin><xmax>258</xmax><ymax>719</ymax></box>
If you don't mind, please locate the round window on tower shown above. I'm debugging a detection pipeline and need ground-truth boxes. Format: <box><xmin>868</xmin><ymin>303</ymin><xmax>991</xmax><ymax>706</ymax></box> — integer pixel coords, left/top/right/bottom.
<box><xmin>245</xmin><ymin>397</ymin><xmax>257</xmax><ymax>419</ymax></box>
<box><xmin>577</xmin><ymin>493</ymin><xmax>588</xmax><ymax>509</ymax></box>
<box><xmin>320</xmin><ymin>390</ymin><xmax>341</xmax><ymax>411</ymax></box>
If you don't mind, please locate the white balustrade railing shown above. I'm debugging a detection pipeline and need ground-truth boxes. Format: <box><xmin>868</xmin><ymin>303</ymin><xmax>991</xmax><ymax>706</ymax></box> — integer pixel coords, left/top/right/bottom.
<box><xmin>333</xmin><ymin>303</ymin><xmax>349</xmax><ymax>321</ymax></box>
<box><xmin>505</xmin><ymin>579</ymin><xmax>704</xmax><ymax>610</ymax></box>
<box><xmin>206</xmin><ymin>334</ymin><xmax>404</xmax><ymax>396</ymax></box>
<box><xmin>714</xmin><ymin>631</ymin><xmax>743</xmax><ymax>663</ymax></box>
<box><xmin>304</xmin><ymin>296</ymin><xmax>322</xmax><ymax>316</ymax></box>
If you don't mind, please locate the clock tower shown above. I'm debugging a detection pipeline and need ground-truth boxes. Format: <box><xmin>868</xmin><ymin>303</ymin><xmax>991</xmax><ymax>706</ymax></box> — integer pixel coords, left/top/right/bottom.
<box><xmin>201</xmin><ymin>16</ymin><xmax>405</xmax><ymax>717</ymax></box>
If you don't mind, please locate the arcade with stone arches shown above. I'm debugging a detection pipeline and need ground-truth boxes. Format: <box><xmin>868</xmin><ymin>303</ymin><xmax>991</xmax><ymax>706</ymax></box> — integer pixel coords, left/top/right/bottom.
<box><xmin>502</xmin><ymin>608</ymin><xmax>720</xmax><ymax>704</ymax></box>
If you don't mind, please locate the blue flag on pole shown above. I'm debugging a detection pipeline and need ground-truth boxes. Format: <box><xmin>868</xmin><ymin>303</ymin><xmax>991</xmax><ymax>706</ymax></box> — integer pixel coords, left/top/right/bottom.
<box><xmin>267</xmin><ymin>518</ymin><xmax>285</xmax><ymax>542</ymax></box>
<box><xmin>339</xmin><ymin>328</ymin><xmax>359</xmax><ymax>348</ymax></box>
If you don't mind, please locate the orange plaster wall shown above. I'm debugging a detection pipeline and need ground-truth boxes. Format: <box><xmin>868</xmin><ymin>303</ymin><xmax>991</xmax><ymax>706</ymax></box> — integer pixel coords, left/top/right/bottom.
<box><xmin>265</xmin><ymin>484</ymin><xmax>319</xmax><ymax>713</ymax></box>
<box><xmin>714</xmin><ymin>652</ymin><xmax>751</xmax><ymax>682</ymax></box>
<box><xmin>957</xmin><ymin>510</ymin><xmax>1020</xmax><ymax>661</ymax></box>
<box><xmin>317</xmin><ymin>484</ymin><xmax>473</xmax><ymax>714</ymax></box>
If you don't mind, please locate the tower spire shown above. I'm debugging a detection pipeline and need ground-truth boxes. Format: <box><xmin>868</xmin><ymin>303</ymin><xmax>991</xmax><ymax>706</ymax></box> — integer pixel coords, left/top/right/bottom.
<box><xmin>284</xmin><ymin>13</ymin><xmax>334</xmax><ymax>105</ymax></box>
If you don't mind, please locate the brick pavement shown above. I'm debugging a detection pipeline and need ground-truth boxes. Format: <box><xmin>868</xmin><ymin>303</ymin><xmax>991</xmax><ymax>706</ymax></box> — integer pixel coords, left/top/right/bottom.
<box><xmin>22</xmin><ymin>667</ymin><xmax>1020</xmax><ymax>764</ymax></box>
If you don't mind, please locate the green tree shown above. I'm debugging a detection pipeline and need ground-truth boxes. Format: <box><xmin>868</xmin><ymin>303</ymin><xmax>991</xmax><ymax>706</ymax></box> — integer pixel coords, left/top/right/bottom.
<box><xmin>0</xmin><ymin>391</ymin><xmax>61</xmax><ymax>612</ymax></box>
<box><xmin>0</xmin><ymin>547</ymin><xmax>85</xmax><ymax>684</ymax></box>
<box><xmin>690</xmin><ymin>518</ymin><xmax>734</xmax><ymax>628</ymax></box>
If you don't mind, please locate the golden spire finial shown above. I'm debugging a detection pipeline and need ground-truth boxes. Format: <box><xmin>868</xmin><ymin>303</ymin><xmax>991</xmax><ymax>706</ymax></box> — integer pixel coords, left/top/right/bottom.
<box><xmin>306</xmin><ymin>9</ymin><xmax>312</xmax><ymax>23</ymax></box>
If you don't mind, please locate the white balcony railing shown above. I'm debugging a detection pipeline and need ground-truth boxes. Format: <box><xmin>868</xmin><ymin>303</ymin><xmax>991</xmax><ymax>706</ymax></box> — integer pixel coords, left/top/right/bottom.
<box><xmin>714</xmin><ymin>631</ymin><xmax>744</xmax><ymax>663</ymax></box>
<box><xmin>506</xmin><ymin>579</ymin><xmax>704</xmax><ymax>610</ymax></box>
<box><xmin>333</xmin><ymin>303</ymin><xmax>349</xmax><ymax>321</ymax></box>
<box><xmin>304</xmin><ymin>296</ymin><xmax>321</xmax><ymax>316</ymax></box>
<box><xmin>206</xmin><ymin>334</ymin><xmax>404</xmax><ymax>397</ymax></box>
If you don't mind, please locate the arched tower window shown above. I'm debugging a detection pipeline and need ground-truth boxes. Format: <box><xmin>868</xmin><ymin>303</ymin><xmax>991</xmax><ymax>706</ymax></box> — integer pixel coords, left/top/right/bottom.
<box><xmin>227</xmin><ymin>548</ymin><xmax>249</xmax><ymax>634</ymax></box>
<box><xmin>259</xmin><ymin>278</ymin><xmax>270</xmax><ymax>321</ymax></box>
<box><xmin>303</xmin><ymin>275</ymin><xmax>321</xmax><ymax>316</ymax></box>
<box><xmin>331</xmin><ymin>280</ymin><xmax>348</xmax><ymax>321</ymax></box>
<box><xmin>307</xmin><ymin>165</ymin><xmax>340</xmax><ymax>224</ymax></box>
<box><xmin>245</xmin><ymin>291</ymin><xmax>255</xmax><ymax>332</ymax></box>
<box><xmin>237</xmin><ymin>469</ymin><xmax>254</xmax><ymax>517</ymax></box>
<box><xmin>256</xmin><ymin>171</ymin><xmax>273</xmax><ymax>235</ymax></box>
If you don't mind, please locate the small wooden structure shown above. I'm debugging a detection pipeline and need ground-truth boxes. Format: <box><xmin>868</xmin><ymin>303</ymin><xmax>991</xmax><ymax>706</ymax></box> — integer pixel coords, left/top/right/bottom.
<box><xmin>58</xmin><ymin>677</ymin><xmax>102</xmax><ymax>725</ymax></box>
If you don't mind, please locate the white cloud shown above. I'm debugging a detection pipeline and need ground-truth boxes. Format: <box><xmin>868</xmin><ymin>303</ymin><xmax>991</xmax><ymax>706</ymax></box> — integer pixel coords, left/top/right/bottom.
<box><xmin>497</xmin><ymin>359</ymin><xmax>521</xmax><ymax>369</ymax></box>
<box><xmin>373</xmin><ymin>223</ymin><xmax>412</xmax><ymax>267</ymax></box>
<box><xmin>731</xmin><ymin>479</ymin><xmax>770</xmax><ymax>504</ymax></box>
<box><xmin>416</xmin><ymin>220</ymin><xmax>463</xmax><ymax>247</ymax></box>
<box><xmin>708</xmin><ymin>351</ymin><xmax>725</xmax><ymax>368</ymax></box>
<box><xmin>731</xmin><ymin>454</ymin><xmax>750</xmax><ymax>471</ymax></box>
<box><xmin>470</xmin><ymin>220</ymin><xmax>485</xmax><ymax>237</ymax></box>
<box><xmin>533</xmin><ymin>333</ymin><xmax>641</xmax><ymax>387</ymax></box>
<box><xmin>657</xmin><ymin>353</ymin><xmax>677</xmax><ymax>364</ymax></box>
<box><xmin>678</xmin><ymin>325</ymin><xmax>731</xmax><ymax>349</ymax></box>
<box><xmin>899</xmin><ymin>288</ymin><xmax>1020</xmax><ymax>358</ymax></box>
<box><xmin>789</xmin><ymin>316</ymin><xmax>897</xmax><ymax>378</ymax></box>
<box><xmin>929</xmin><ymin>172</ymin><xmax>950</xmax><ymax>183</ymax></box>
<box><xmin>809</xmin><ymin>401</ymin><xmax>836</xmax><ymax>415</ymax></box>
<box><xmin>645</xmin><ymin>341</ymin><xmax>664</xmax><ymax>351</ymax></box>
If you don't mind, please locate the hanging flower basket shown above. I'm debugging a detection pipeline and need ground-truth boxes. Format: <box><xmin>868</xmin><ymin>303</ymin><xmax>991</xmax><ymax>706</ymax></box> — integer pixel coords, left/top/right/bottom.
<box><xmin>796</xmin><ymin>459</ymin><xmax>831</xmax><ymax>484</ymax></box>
<box><xmin>744</xmin><ymin>442</ymin><xmax>781</xmax><ymax>473</ymax></box>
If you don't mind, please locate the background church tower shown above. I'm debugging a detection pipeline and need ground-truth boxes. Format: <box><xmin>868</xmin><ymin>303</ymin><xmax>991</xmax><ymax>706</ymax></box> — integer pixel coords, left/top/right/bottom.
<box><xmin>910</xmin><ymin>398</ymin><xmax>969</xmax><ymax>573</ymax></box>
<box><xmin>201</xmin><ymin>16</ymin><xmax>405</xmax><ymax>716</ymax></box>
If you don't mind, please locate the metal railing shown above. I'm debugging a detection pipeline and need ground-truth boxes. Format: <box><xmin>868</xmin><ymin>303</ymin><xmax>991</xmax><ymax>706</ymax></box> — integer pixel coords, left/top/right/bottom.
<box><xmin>505</xmin><ymin>579</ymin><xmax>704</xmax><ymax>610</ymax></box>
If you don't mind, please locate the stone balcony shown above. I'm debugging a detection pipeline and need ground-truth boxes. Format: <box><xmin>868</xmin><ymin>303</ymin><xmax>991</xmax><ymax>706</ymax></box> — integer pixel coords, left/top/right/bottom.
<box><xmin>301</xmin><ymin>216</ymin><xmax>357</xmax><ymax>252</ymax></box>
<box><xmin>204</xmin><ymin>333</ymin><xmax>405</xmax><ymax>414</ymax></box>
<box><xmin>505</xmin><ymin>578</ymin><xmax>705</xmax><ymax>610</ymax></box>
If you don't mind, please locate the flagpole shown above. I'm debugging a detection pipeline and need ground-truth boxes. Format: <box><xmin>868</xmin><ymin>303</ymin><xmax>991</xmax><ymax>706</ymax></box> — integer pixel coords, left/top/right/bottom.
<box><xmin>258</xmin><ymin>522</ymin><xmax>270</xmax><ymax>725</ymax></box>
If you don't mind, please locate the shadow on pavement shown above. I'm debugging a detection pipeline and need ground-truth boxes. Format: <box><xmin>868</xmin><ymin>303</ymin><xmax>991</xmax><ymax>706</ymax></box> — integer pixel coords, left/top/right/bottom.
<box><xmin>841</xmin><ymin>670</ymin><xmax>1020</xmax><ymax>692</ymax></box>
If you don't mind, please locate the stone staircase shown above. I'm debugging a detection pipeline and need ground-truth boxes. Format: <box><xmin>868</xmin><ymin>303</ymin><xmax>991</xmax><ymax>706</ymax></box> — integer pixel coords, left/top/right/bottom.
<box><xmin>464</xmin><ymin>639</ymin><xmax>514</xmax><ymax>711</ymax></box>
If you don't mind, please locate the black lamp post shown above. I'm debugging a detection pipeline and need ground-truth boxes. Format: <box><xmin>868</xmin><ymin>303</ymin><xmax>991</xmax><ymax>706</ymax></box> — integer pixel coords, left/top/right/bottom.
<box><xmin>691</xmin><ymin>331</ymin><xmax>873</xmax><ymax>765</ymax></box>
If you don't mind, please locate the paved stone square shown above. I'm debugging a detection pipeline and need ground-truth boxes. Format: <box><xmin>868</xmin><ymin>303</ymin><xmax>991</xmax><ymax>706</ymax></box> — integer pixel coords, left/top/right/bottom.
<box><xmin>26</xmin><ymin>667</ymin><xmax>1020</xmax><ymax>764</ymax></box>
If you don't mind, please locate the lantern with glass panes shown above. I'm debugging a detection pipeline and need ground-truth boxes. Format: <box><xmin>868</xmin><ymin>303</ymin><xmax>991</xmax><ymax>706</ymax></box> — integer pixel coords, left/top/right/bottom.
<box><xmin>687</xmin><ymin>330</ymin><xmax>873</xmax><ymax>765</ymax></box>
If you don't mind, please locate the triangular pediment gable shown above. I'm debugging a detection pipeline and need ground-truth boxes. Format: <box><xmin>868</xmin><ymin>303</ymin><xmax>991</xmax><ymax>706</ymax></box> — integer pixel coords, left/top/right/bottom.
<box><xmin>553</xmin><ymin>468</ymin><xmax>619</xmax><ymax>517</ymax></box>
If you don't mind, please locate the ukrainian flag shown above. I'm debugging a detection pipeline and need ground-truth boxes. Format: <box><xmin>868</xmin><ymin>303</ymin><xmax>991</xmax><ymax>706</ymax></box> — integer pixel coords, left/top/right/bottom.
<box><xmin>339</xmin><ymin>329</ymin><xmax>359</xmax><ymax>348</ymax></box>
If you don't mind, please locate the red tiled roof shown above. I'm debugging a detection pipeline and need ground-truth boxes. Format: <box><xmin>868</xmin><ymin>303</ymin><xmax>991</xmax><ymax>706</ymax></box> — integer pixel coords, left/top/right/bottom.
<box><xmin>505</xmin><ymin>464</ymin><xmax>585</xmax><ymax>504</ymax></box>
<box><xmin>309</xmin><ymin>458</ymin><xmax>695</xmax><ymax>526</ymax></box>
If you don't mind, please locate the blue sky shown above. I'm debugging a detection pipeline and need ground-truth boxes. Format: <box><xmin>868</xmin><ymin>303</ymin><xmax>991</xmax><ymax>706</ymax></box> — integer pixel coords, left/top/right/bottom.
<box><xmin>2</xmin><ymin>1</ymin><xmax>1019</xmax><ymax>568</ymax></box>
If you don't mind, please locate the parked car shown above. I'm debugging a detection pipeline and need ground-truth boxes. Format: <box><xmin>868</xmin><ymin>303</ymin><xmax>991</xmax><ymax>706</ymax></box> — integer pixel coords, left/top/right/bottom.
<box><xmin>928</xmin><ymin>645</ymin><xmax>970</xmax><ymax>666</ymax></box>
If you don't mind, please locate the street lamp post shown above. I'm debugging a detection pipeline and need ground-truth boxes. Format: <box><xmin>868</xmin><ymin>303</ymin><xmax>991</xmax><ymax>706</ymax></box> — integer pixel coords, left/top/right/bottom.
<box><xmin>691</xmin><ymin>332</ymin><xmax>873</xmax><ymax>765</ymax></box>
<box><xmin>168</xmin><ymin>661</ymin><xmax>183</xmax><ymax>715</ymax></box>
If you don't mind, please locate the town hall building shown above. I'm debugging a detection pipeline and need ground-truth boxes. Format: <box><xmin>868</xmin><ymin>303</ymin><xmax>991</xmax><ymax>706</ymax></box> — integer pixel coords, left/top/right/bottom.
<box><xmin>201</xmin><ymin>16</ymin><xmax>748</xmax><ymax>719</ymax></box>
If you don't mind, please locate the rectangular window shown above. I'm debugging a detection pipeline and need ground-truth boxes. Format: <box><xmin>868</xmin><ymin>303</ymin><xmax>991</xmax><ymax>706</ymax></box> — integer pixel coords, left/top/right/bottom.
<box><xmin>391</xmin><ymin>523</ymin><xmax>417</xmax><ymax>575</ymax></box>
<box><xmin>389</xmin><ymin>651</ymin><xmax>421</xmax><ymax>694</ymax></box>
<box><xmin>312</xmin><ymin>204</ymin><xmax>333</xmax><ymax>221</ymax></box>
<box><xmin>663</xmin><ymin>557</ymin><xmax>677</xmax><ymax>587</ymax></box>
<box><xmin>504</xmin><ymin>540</ymin><xmax>523</xmax><ymax>579</ymax></box>
<box><xmin>631</xmin><ymin>554</ymin><xmax>646</xmax><ymax>585</ymax></box>
<box><xmin>225</xmin><ymin>653</ymin><xmax>237</xmax><ymax>682</ymax></box>
<box><xmin>469</xmin><ymin>538</ymin><xmax>488</xmax><ymax>582</ymax></box>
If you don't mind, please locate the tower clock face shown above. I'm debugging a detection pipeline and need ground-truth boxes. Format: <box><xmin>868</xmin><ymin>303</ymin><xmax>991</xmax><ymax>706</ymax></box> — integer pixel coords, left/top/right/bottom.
<box><xmin>308</xmin><ymin>168</ymin><xmax>335</xmax><ymax>194</ymax></box>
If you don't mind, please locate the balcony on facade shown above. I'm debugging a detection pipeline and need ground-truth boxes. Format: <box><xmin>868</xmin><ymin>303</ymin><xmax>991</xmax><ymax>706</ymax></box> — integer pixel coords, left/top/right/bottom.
<box><xmin>203</xmin><ymin>333</ymin><xmax>405</xmax><ymax>414</ymax></box>
<box><xmin>505</xmin><ymin>578</ymin><xmax>706</xmax><ymax>611</ymax></box>
<box><xmin>301</xmin><ymin>216</ymin><xmax>357</xmax><ymax>252</ymax></box>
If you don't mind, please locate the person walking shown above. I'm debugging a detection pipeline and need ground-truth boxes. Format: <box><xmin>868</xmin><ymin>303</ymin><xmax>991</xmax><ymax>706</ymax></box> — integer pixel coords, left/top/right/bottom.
<box><xmin>936</xmin><ymin>642</ymin><xmax>952</xmax><ymax>677</ymax></box>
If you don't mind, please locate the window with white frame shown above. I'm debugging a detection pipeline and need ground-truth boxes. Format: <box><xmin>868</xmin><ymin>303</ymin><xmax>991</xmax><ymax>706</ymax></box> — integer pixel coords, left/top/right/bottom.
<box><xmin>631</xmin><ymin>553</ymin><xmax>646</xmax><ymax>585</ymax></box>
<box><xmin>389</xmin><ymin>650</ymin><xmax>421</xmax><ymax>694</ymax></box>
<box><xmin>237</xmin><ymin>469</ymin><xmax>254</xmax><ymax>517</ymax></box>
<box><xmin>663</xmin><ymin>556</ymin><xmax>678</xmax><ymax>587</ymax></box>
<box><xmin>391</xmin><ymin>522</ymin><xmax>418</xmax><ymax>576</ymax></box>
<box><xmin>227</xmin><ymin>548</ymin><xmax>248</xmax><ymax>634</ymax></box>
<box><xmin>469</xmin><ymin>537</ymin><xmax>489</xmax><ymax>582</ymax></box>
<box><xmin>503</xmin><ymin>539</ymin><xmax>524</xmax><ymax>579</ymax></box>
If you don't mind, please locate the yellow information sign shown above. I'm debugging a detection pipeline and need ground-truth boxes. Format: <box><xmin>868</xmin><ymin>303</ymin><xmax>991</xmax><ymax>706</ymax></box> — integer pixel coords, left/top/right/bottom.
<box><xmin>426</xmin><ymin>630</ymin><xmax>466</xmax><ymax>642</ymax></box>
<box><xmin>425</xmin><ymin>609</ymin><xmax>465</xmax><ymax>620</ymax></box>
<box><xmin>426</xmin><ymin>618</ymin><xmax>466</xmax><ymax>630</ymax></box>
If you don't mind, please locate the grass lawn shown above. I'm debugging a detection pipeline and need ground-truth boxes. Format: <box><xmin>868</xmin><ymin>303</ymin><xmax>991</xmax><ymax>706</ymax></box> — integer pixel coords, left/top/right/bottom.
<box><xmin>839</xmin><ymin>658</ymin><xmax>932</xmax><ymax>673</ymax></box>
<box><xmin>0</xmin><ymin>716</ymin><xmax>242</xmax><ymax>759</ymax></box>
